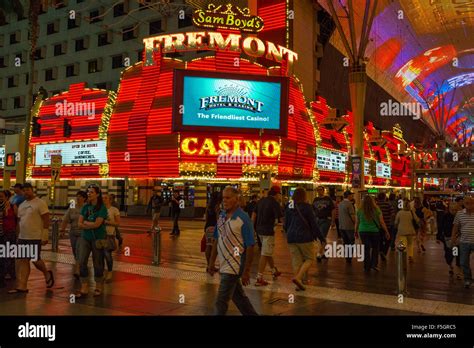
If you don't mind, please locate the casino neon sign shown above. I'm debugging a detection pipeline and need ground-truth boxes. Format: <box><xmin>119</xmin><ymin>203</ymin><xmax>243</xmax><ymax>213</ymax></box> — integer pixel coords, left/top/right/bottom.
<box><xmin>181</xmin><ymin>138</ymin><xmax>281</xmax><ymax>158</ymax></box>
<box><xmin>143</xmin><ymin>31</ymin><xmax>298</xmax><ymax>70</ymax></box>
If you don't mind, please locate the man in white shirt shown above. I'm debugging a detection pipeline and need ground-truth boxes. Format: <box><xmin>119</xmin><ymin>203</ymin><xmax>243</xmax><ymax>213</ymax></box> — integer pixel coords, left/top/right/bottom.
<box><xmin>8</xmin><ymin>183</ymin><xmax>54</xmax><ymax>293</ymax></box>
<box><xmin>452</xmin><ymin>196</ymin><xmax>474</xmax><ymax>289</ymax></box>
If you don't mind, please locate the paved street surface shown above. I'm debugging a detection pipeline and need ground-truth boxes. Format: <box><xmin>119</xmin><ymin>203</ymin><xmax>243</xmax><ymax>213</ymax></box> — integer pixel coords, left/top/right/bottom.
<box><xmin>0</xmin><ymin>216</ymin><xmax>472</xmax><ymax>316</ymax></box>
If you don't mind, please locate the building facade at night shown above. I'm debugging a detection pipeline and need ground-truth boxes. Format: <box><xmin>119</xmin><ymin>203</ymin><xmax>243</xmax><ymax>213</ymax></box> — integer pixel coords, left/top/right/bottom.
<box><xmin>4</xmin><ymin>0</ymin><xmax>425</xmax><ymax>214</ymax></box>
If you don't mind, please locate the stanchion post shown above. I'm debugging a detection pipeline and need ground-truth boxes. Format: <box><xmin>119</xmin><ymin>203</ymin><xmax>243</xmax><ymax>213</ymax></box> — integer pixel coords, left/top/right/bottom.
<box><xmin>152</xmin><ymin>226</ymin><xmax>162</xmax><ymax>265</ymax></box>
<box><xmin>397</xmin><ymin>240</ymin><xmax>408</xmax><ymax>295</ymax></box>
<box><xmin>51</xmin><ymin>216</ymin><xmax>59</xmax><ymax>252</ymax></box>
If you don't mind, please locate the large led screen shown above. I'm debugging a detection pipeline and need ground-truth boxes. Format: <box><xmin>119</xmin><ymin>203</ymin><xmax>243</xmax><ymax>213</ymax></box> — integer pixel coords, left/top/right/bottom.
<box><xmin>173</xmin><ymin>70</ymin><xmax>289</xmax><ymax>136</ymax></box>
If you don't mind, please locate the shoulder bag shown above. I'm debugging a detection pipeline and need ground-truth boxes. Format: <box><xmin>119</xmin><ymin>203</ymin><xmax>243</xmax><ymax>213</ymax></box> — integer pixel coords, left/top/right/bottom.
<box><xmin>410</xmin><ymin>210</ymin><xmax>419</xmax><ymax>230</ymax></box>
<box><xmin>371</xmin><ymin>213</ymin><xmax>386</xmax><ymax>238</ymax></box>
<box><xmin>85</xmin><ymin>206</ymin><xmax>107</xmax><ymax>250</ymax></box>
<box><xmin>295</xmin><ymin>204</ymin><xmax>323</xmax><ymax>243</ymax></box>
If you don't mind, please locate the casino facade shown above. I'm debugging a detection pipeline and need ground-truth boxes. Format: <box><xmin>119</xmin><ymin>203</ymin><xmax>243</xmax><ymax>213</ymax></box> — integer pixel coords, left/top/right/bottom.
<box><xmin>25</xmin><ymin>1</ymin><xmax>414</xmax><ymax>215</ymax></box>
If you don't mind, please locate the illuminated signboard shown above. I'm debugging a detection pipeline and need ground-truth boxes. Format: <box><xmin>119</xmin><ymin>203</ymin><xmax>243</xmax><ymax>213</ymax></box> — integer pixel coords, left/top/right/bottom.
<box><xmin>35</xmin><ymin>140</ymin><xmax>107</xmax><ymax>166</ymax></box>
<box><xmin>316</xmin><ymin>148</ymin><xmax>346</xmax><ymax>172</ymax></box>
<box><xmin>180</xmin><ymin>137</ymin><xmax>280</xmax><ymax>158</ymax></box>
<box><xmin>365</xmin><ymin>159</ymin><xmax>371</xmax><ymax>175</ymax></box>
<box><xmin>376</xmin><ymin>162</ymin><xmax>391</xmax><ymax>178</ymax></box>
<box><xmin>0</xmin><ymin>147</ymin><xmax>4</xmax><ymax>168</ymax></box>
<box><xmin>142</xmin><ymin>31</ymin><xmax>298</xmax><ymax>70</ymax></box>
<box><xmin>173</xmin><ymin>70</ymin><xmax>289</xmax><ymax>136</ymax></box>
<box><xmin>193</xmin><ymin>3</ymin><xmax>264</xmax><ymax>33</ymax></box>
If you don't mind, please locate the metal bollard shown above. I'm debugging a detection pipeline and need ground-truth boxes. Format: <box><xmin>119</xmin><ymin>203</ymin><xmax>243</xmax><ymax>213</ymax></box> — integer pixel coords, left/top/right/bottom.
<box><xmin>152</xmin><ymin>226</ymin><xmax>162</xmax><ymax>265</ymax></box>
<box><xmin>397</xmin><ymin>240</ymin><xmax>408</xmax><ymax>295</ymax></box>
<box><xmin>51</xmin><ymin>217</ymin><xmax>60</xmax><ymax>252</ymax></box>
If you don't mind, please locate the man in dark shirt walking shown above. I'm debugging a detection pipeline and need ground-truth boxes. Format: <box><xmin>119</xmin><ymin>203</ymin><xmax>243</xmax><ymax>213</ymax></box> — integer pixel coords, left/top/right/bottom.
<box><xmin>170</xmin><ymin>191</ymin><xmax>182</xmax><ymax>236</ymax></box>
<box><xmin>245</xmin><ymin>195</ymin><xmax>260</xmax><ymax>248</ymax></box>
<box><xmin>312</xmin><ymin>186</ymin><xmax>335</xmax><ymax>262</ymax></box>
<box><xmin>252</xmin><ymin>186</ymin><xmax>283</xmax><ymax>286</ymax></box>
<box><xmin>377</xmin><ymin>193</ymin><xmax>394</xmax><ymax>261</ymax></box>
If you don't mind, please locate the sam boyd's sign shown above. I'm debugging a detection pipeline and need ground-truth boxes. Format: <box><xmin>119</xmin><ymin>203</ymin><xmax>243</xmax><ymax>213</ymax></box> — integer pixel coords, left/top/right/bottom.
<box><xmin>193</xmin><ymin>3</ymin><xmax>264</xmax><ymax>33</ymax></box>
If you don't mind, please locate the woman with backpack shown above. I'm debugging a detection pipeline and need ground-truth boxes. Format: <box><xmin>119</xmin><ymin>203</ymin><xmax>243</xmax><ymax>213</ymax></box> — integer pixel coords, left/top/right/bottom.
<box><xmin>284</xmin><ymin>187</ymin><xmax>322</xmax><ymax>291</ymax></box>
<box><xmin>394</xmin><ymin>199</ymin><xmax>420</xmax><ymax>263</ymax></box>
<box><xmin>355</xmin><ymin>195</ymin><xmax>390</xmax><ymax>272</ymax></box>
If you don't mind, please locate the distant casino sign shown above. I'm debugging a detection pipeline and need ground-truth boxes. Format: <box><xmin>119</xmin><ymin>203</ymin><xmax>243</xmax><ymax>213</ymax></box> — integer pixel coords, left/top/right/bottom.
<box><xmin>193</xmin><ymin>3</ymin><xmax>264</xmax><ymax>33</ymax></box>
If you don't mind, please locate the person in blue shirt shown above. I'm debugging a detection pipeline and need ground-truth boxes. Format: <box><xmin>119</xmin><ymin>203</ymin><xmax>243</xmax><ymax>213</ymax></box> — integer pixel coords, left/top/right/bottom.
<box><xmin>10</xmin><ymin>183</ymin><xmax>26</xmax><ymax>208</ymax></box>
<box><xmin>207</xmin><ymin>186</ymin><xmax>258</xmax><ymax>316</ymax></box>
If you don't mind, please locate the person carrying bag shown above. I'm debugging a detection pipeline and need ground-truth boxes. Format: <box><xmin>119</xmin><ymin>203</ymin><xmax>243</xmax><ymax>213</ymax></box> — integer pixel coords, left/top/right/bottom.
<box><xmin>355</xmin><ymin>195</ymin><xmax>390</xmax><ymax>272</ymax></box>
<box><xmin>284</xmin><ymin>188</ymin><xmax>322</xmax><ymax>291</ymax></box>
<box><xmin>394</xmin><ymin>200</ymin><xmax>420</xmax><ymax>263</ymax></box>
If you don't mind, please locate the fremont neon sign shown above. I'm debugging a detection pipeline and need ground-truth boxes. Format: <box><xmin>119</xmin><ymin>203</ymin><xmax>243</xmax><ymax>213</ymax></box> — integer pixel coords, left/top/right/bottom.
<box><xmin>181</xmin><ymin>138</ymin><xmax>281</xmax><ymax>158</ymax></box>
<box><xmin>143</xmin><ymin>31</ymin><xmax>298</xmax><ymax>70</ymax></box>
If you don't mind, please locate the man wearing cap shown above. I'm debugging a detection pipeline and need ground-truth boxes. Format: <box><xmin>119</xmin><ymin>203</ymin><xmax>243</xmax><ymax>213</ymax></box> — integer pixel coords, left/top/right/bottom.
<box><xmin>252</xmin><ymin>185</ymin><xmax>283</xmax><ymax>286</ymax></box>
<box><xmin>10</xmin><ymin>183</ymin><xmax>26</xmax><ymax>208</ymax></box>
<box><xmin>313</xmin><ymin>186</ymin><xmax>336</xmax><ymax>261</ymax></box>
<box><xmin>338</xmin><ymin>190</ymin><xmax>356</xmax><ymax>264</ymax></box>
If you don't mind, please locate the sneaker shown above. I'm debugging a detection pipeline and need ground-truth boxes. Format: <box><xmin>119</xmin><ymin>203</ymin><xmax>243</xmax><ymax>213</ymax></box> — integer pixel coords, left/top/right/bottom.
<box><xmin>272</xmin><ymin>268</ymin><xmax>282</xmax><ymax>279</ymax></box>
<box><xmin>292</xmin><ymin>278</ymin><xmax>306</xmax><ymax>291</ymax></box>
<box><xmin>255</xmin><ymin>278</ymin><xmax>269</xmax><ymax>286</ymax></box>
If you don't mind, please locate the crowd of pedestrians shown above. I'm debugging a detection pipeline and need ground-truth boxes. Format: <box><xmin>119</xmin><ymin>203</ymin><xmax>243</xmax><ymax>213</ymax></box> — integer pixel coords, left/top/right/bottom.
<box><xmin>201</xmin><ymin>185</ymin><xmax>473</xmax><ymax>315</ymax></box>
<box><xmin>1</xmin><ymin>181</ymin><xmax>472</xmax><ymax>315</ymax></box>
<box><xmin>0</xmin><ymin>183</ymin><xmax>125</xmax><ymax>297</ymax></box>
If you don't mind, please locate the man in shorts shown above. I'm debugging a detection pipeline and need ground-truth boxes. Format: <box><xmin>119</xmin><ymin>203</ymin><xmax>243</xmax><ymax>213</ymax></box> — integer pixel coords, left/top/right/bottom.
<box><xmin>252</xmin><ymin>186</ymin><xmax>283</xmax><ymax>286</ymax></box>
<box><xmin>8</xmin><ymin>183</ymin><xmax>54</xmax><ymax>293</ymax></box>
